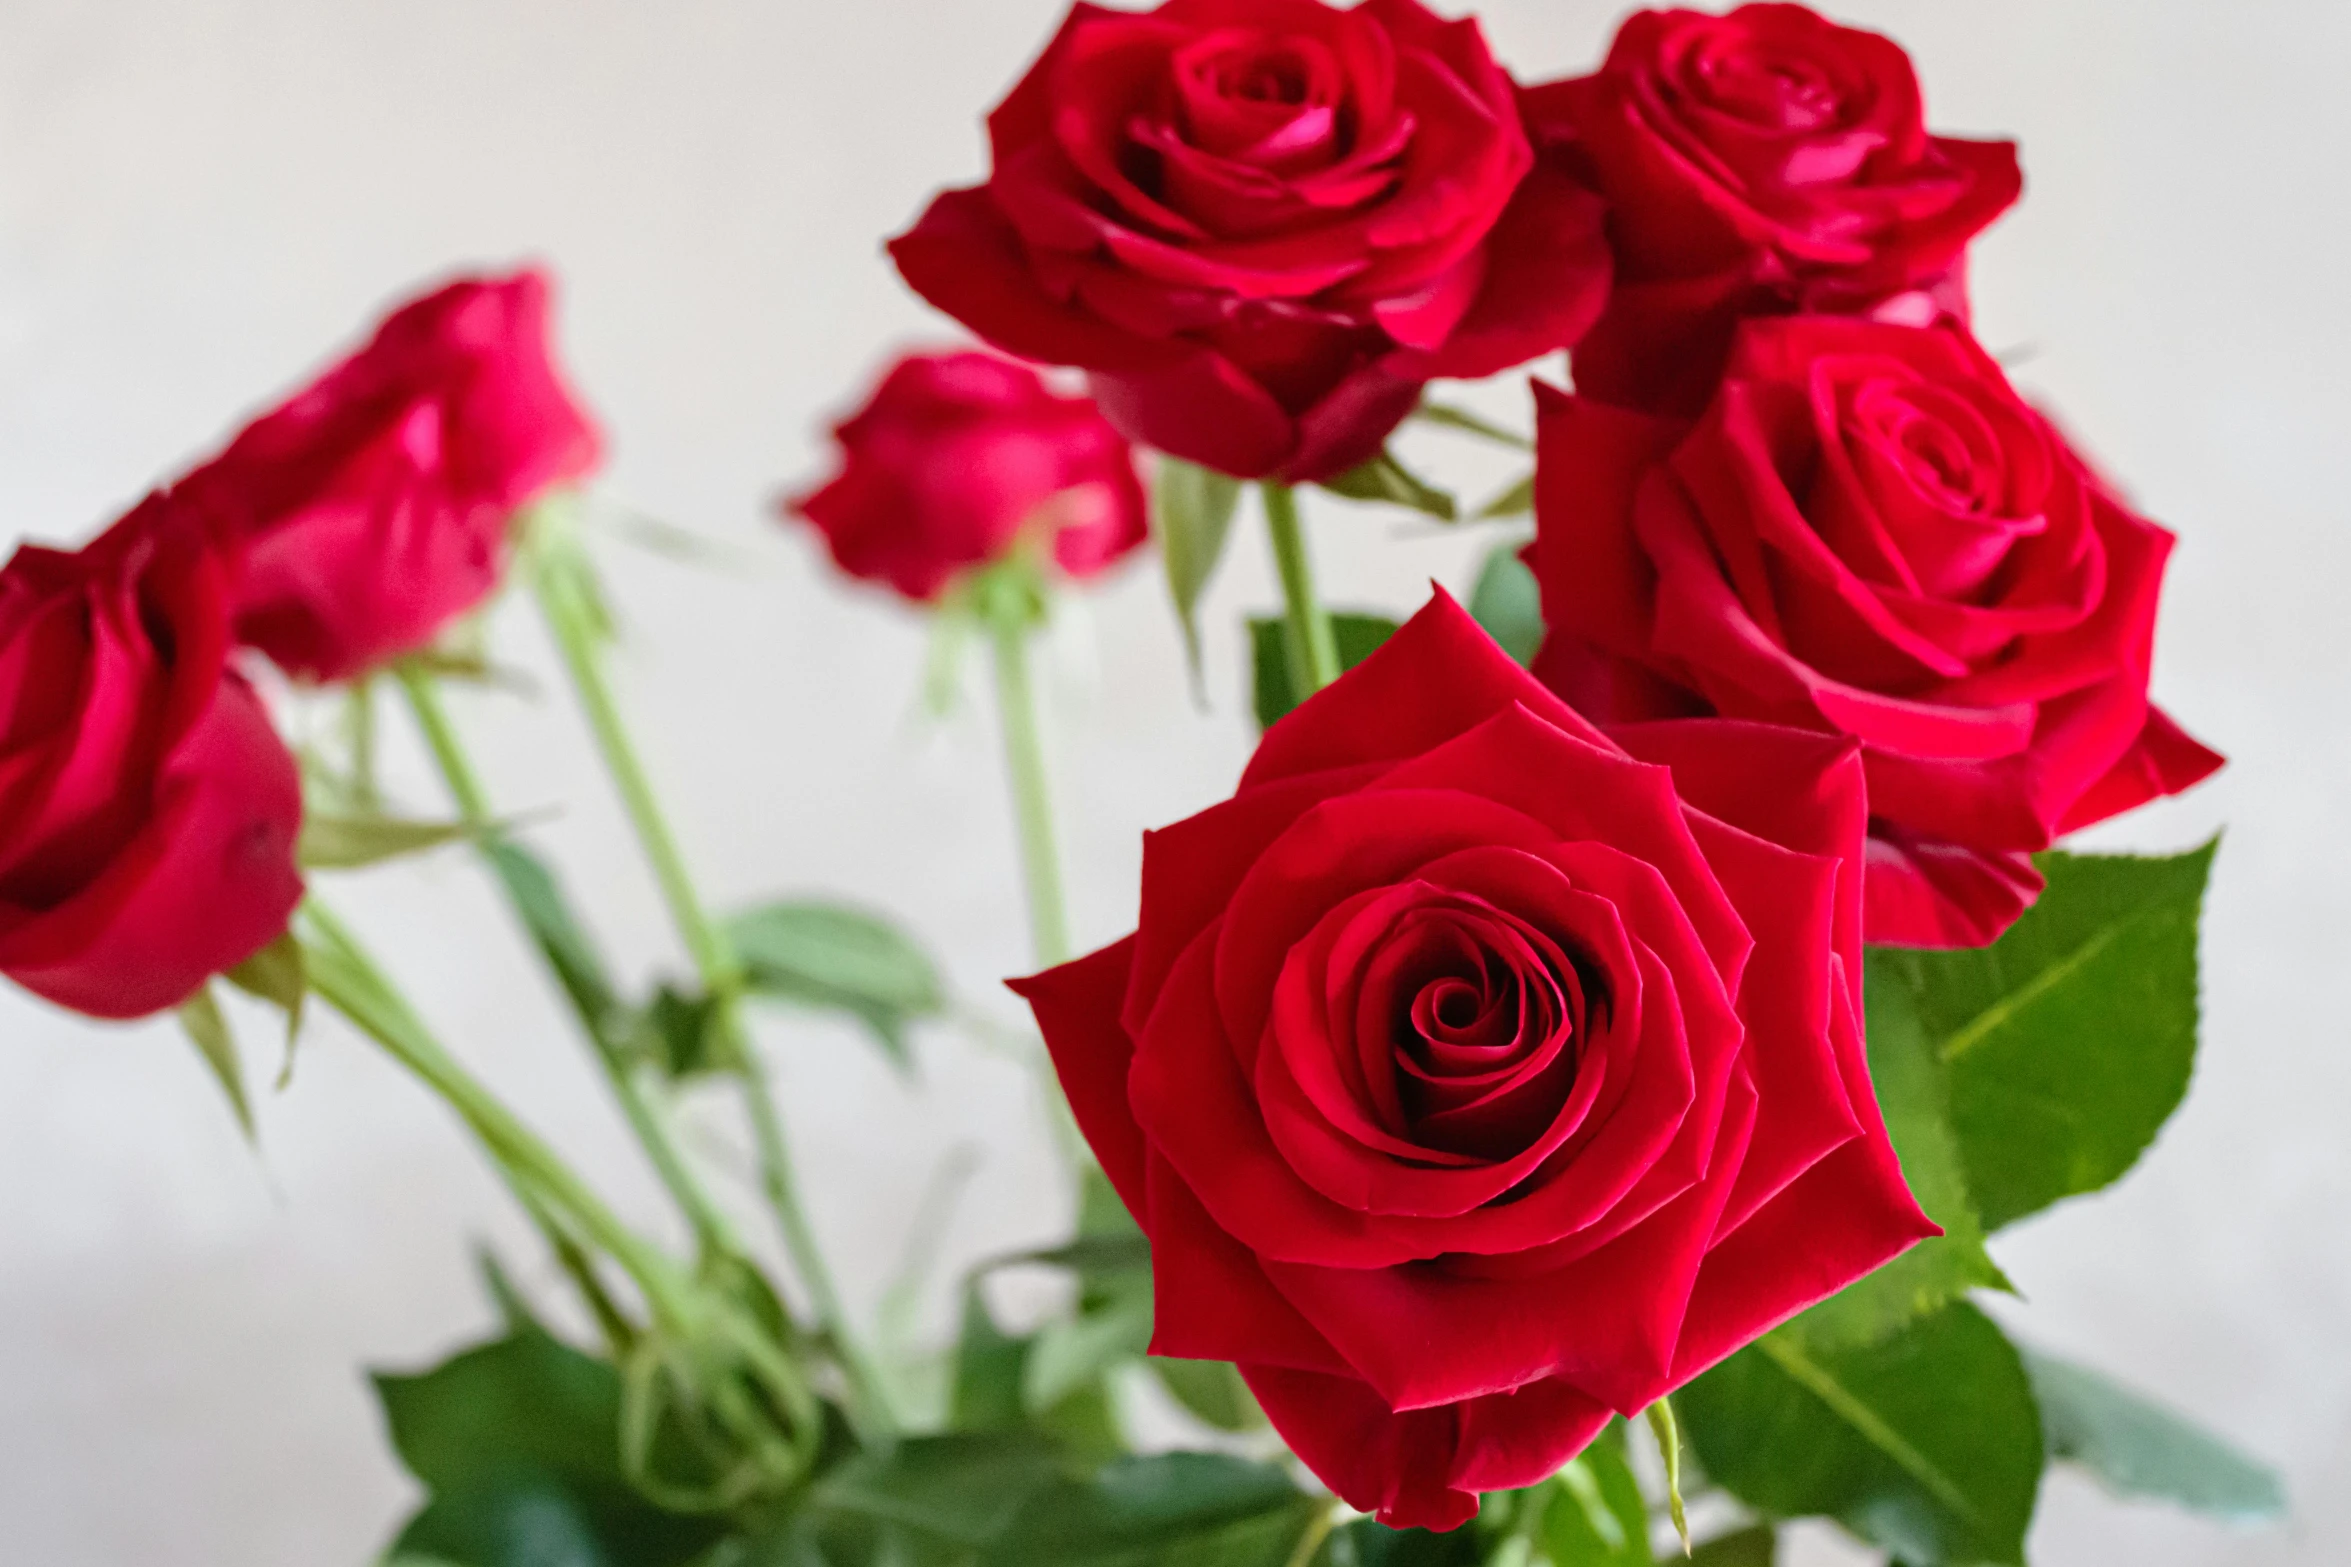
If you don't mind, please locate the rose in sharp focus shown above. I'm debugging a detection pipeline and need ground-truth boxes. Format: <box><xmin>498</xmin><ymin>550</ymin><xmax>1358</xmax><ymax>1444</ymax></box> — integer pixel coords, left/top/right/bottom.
<box><xmin>890</xmin><ymin>0</ymin><xmax>1611</xmax><ymax>482</ymax></box>
<box><xmin>1528</xmin><ymin>2</ymin><xmax>2021</xmax><ymax>414</ymax></box>
<box><xmin>0</xmin><ymin>499</ymin><xmax>303</xmax><ymax>1020</ymax></box>
<box><xmin>785</xmin><ymin>350</ymin><xmax>1148</xmax><ymax>602</ymax></box>
<box><xmin>1013</xmin><ymin>592</ymin><xmax>1932</xmax><ymax>1529</ymax></box>
<box><xmin>1529</xmin><ymin>315</ymin><xmax>2223</xmax><ymax>948</ymax></box>
<box><xmin>178</xmin><ymin>268</ymin><xmax>603</xmax><ymax>683</ymax></box>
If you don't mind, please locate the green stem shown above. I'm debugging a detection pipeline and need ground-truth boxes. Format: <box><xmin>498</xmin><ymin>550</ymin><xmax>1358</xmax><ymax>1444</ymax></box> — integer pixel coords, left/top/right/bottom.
<box><xmin>300</xmin><ymin>897</ymin><xmax>700</xmax><ymax>1335</ymax></box>
<box><xmin>986</xmin><ymin>614</ymin><xmax>1071</xmax><ymax>968</ymax></box>
<box><xmin>1282</xmin><ymin>1496</ymin><xmax>1345</xmax><ymax>1567</ymax></box>
<box><xmin>1261</xmin><ymin>483</ymin><xmax>1340</xmax><ymax>696</ymax></box>
<box><xmin>395</xmin><ymin>663</ymin><xmax>743</xmax><ymax>1266</ymax></box>
<box><xmin>525</xmin><ymin>511</ymin><xmax>896</xmax><ymax>1441</ymax></box>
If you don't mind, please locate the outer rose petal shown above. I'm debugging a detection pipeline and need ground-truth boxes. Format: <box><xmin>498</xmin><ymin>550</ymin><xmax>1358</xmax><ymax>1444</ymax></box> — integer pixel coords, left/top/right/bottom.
<box><xmin>1671</xmin><ymin>971</ymin><xmax>1938</xmax><ymax>1379</ymax></box>
<box><xmin>889</xmin><ymin>186</ymin><xmax>1187</xmax><ymax>392</ymax></box>
<box><xmin>0</xmin><ymin>673</ymin><xmax>302</xmax><ymax>1020</ymax></box>
<box><xmin>1244</xmin><ymin>588</ymin><xmax>1611</xmax><ymax>790</ymax></box>
<box><xmin>1863</xmin><ymin>830</ymin><xmax>2044</xmax><ymax>951</ymax></box>
<box><xmin>2055</xmin><ymin>703</ymin><xmax>2226</xmax><ymax>835</ymax></box>
<box><xmin>1419</xmin><ymin>166</ymin><xmax>1612</xmax><ymax>380</ymax></box>
<box><xmin>1242</xmin><ymin>1365</ymin><xmax>1478</xmax><ymax>1531</ymax></box>
<box><xmin>1006</xmin><ymin>937</ymin><xmax>1149</xmax><ymax>1216</ymax></box>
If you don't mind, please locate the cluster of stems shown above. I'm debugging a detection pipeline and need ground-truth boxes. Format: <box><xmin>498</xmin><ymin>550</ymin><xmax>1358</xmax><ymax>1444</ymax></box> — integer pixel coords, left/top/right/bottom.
<box><xmin>304</xmin><ymin>482</ymin><xmax>1347</xmax><ymax>1505</ymax></box>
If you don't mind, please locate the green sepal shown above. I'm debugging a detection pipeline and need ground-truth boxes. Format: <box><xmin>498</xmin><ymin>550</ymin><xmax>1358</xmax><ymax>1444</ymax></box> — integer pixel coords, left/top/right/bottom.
<box><xmin>1317</xmin><ymin>450</ymin><xmax>1457</xmax><ymax>520</ymax></box>
<box><xmin>725</xmin><ymin>900</ymin><xmax>947</xmax><ymax>1071</ymax></box>
<box><xmin>176</xmin><ymin>983</ymin><xmax>253</xmax><ymax>1141</ymax></box>
<box><xmin>1153</xmin><ymin>456</ymin><xmax>1244</xmax><ymax>692</ymax></box>
<box><xmin>224</xmin><ymin>929</ymin><xmax>308</xmax><ymax>1088</ymax></box>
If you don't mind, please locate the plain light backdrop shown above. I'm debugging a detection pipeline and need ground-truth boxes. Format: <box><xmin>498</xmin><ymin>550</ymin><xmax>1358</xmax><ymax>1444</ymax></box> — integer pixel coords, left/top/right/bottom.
<box><xmin>0</xmin><ymin>2</ymin><xmax>2342</xmax><ymax>1563</ymax></box>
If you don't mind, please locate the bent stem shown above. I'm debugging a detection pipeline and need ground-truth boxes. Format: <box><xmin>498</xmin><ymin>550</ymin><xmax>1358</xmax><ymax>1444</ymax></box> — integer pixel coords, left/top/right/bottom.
<box><xmin>396</xmin><ymin>663</ymin><xmax>743</xmax><ymax>1269</ymax></box>
<box><xmin>525</xmin><ymin>505</ymin><xmax>897</xmax><ymax>1442</ymax></box>
<box><xmin>299</xmin><ymin>897</ymin><xmax>699</xmax><ymax>1335</ymax></box>
<box><xmin>1261</xmin><ymin>482</ymin><xmax>1340</xmax><ymax>697</ymax></box>
<box><xmin>985</xmin><ymin>608</ymin><xmax>1071</xmax><ymax>968</ymax></box>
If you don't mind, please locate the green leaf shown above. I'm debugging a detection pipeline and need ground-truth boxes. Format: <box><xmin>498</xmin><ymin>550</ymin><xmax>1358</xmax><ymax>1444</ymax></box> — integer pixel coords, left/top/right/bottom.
<box><xmin>224</xmin><ymin>929</ymin><xmax>308</xmax><ymax>1087</ymax></box>
<box><xmin>1686</xmin><ymin>1526</ymin><xmax>1775</xmax><ymax>1566</ymax></box>
<box><xmin>1149</xmin><ymin>1358</ymin><xmax>1265</xmax><ymax>1432</ymax></box>
<box><xmin>2020</xmin><ymin>1345</ymin><xmax>2286</xmax><ymax>1523</ymax></box>
<box><xmin>1878</xmin><ymin>842</ymin><xmax>2217</xmax><ymax>1230</ymax></box>
<box><xmin>1465</xmin><ymin>539</ymin><xmax>1543</xmax><ymax>668</ymax></box>
<box><xmin>1024</xmin><ymin>1283</ymin><xmax>1152</xmax><ymax>1414</ymax></box>
<box><xmin>726</xmin><ymin>900</ymin><xmax>946</xmax><ymax>1069</ymax></box>
<box><xmin>375</xmin><ymin>1330</ymin><xmax>721</xmax><ymax>1567</ymax></box>
<box><xmin>484</xmin><ymin>839</ymin><xmax>621</xmax><ymax>1028</ymax></box>
<box><xmin>299</xmin><ymin>810</ymin><xmax>475</xmax><ymax>870</ymax></box>
<box><xmin>1788</xmin><ymin>954</ymin><xmax>2009</xmax><ymax>1351</ymax></box>
<box><xmin>1678</xmin><ymin>1302</ymin><xmax>2041</xmax><ymax>1566</ymax></box>
<box><xmin>1153</xmin><ymin>457</ymin><xmax>1244</xmax><ymax>689</ymax></box>
<box><xmin>1550</xmin><ymin>1426</ymin><xmax>1654</xmax><ymax>1565</ymax></box>
<box><xmin>1411</xmin><ymin>398</ymin><xmax>1532</xmax><ymax>451</ymax></box>
<box><xmin>1317</xmin><ymin>450</ymin><xmax>1457</xmax><ymax>521</ymax></box>
<box><xmin>812</xmin><ymin>1432</ymin><xmax>1068</xmax><ymax>1547</ymax></box>
<box><xmin>177</xmin><ymin>985</ymin><xmax>253</xmax><ymax>1140</ymax></box>
<box><xmin>949</xmin><ymin>1284</ymin><xmax>1031</xmax><ymax>1433</ymax></box>
<box><xmin>1249</xmin><ymin>612</ymin><xmax>1399</xmax><ymax>731</ymax></box>
<box><xmin>1475</xmin><ymin>473</ymin><xmax>1536</xmax><ymax>520</ymax></box>
<box><xmin>979</xmin><ymin>1452</ymin><xmax>1317</xmax><ymax>1567</ymax></box>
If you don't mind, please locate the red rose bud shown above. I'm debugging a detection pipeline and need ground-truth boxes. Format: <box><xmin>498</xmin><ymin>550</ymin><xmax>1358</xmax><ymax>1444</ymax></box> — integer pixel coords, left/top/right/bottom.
<box><xmin>0</xmin><ymin>499</ymin><xmax>303</xmax><ymax>1020</ymax></box>
<box><xmin>1528</xmin><ymin>316</ymin><xmax>2223</xmax><ymax>948</ymax></box>
<box><xmin>1530</xmin><ymin>2</ymin><xmax>2022</xmax><ymax>414</ymax></box>
<box><xmin>179</xmin><ymin>268</ymin><xmax>603</xmax><ymax>683</ymax></box>
<box><xmin>1012</xmin><ymin>592</ymin><xmax>1933</xmax><ymax>1531</ymax></box>
<box><xmin>890</xmin><ymin>0</ymin><xmax>1611</xmax><ymax>482</ymax></box>
<box><xmin>787</xmin><ymin>350</ymin><xmax>1148</xmax><ymax>603</ymax></box>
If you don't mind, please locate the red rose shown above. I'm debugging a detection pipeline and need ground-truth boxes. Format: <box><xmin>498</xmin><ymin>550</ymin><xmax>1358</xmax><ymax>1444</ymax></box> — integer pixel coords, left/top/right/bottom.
<box><xmin>1530</xmin><ymin>316</ymin><xmax>2223</xmax><ymax>947</ymax></box>
<box><xmin>0</xmin><ymin>500</ymin><xmax>303</xmax><ymax>1020</ymax></box>
<box><xmin>179</xmin><ymin>269</ymin><xmax>602</xmax><ymax>683</ymax></box>
<box><xmin>1013</xmin><ymin>593</ymin><xmax>1931</xmax><ymax>1529</ymax></box>
<box><xmin>786</xmin><ymin>351</ymin><xmax>1148</xmax><ymax>602</ymax></box>
<box><xmin>1528</xmin><ymin>3</ymin><xmax>2021</xmax><ymax>414</ymax></box>
<box><xmin>890</xmin><ymin>0</ymin><xmax>1610</xmax><ymax>481</ymax></box>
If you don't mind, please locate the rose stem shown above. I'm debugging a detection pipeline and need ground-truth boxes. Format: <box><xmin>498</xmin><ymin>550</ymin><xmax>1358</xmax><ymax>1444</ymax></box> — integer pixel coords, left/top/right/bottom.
<box><xmin>1261</xmin><ymin>481</ymin><xmax>1341</xmax><ymax>696</ymax></box>
<box><xmin>298</xmin><ymin>895</ymin><xmax>700</xmax><ymax>1335</ymax></box>
<box><xmin>394</xmin><ymin>660</ymin><xmax>746</xmax><ymax>1274</ymax></box>
<box><xmin>984</xmin><ymin>604</ymin><xmax>1072</xmax><ymax>968</ymax></box>
<box><xmin>301</xmin><ymin>895</ymin><xmax>823</xmax><ymax>1475</ymax></box>
<box><xmin>523</xmin><ymin>500</ymin><xmax>898</xmax><ymax>1443</ymax></box>
<box><xmin>1282</xmin><ymin>1496</ymin><xmax>1345</xmax><ymax>1567</ymax></box>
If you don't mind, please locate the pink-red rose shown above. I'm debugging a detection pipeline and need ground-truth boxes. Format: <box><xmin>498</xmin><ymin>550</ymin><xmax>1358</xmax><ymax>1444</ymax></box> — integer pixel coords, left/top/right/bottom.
<box><xmin>786</xmin><ymin>351</ymin><xmax>1148</xmax><ymax>602</ymax></box>
<box><xmin>180</xmin><ymin>269</ymin><xmax>602</xmax><ymax>683</ymax></box>
<box><xmin>890</xmin><ymin>0</ymin><xmax>1610</xmax><ymax>481</ymax></box>
<box><xmin>1530</xmin><ymin>316</ymin><xmax>2223</xmax><ymax>947</ymax></box>
<box><xmin>1528</xmin><ymin>2</ymin><xmax>2021</xmax><ymax>414</ymax></box>
<box><xmin>0</xmin><ymin>501</ymin><xmax>303</xmax><ymax>1020</ymax></box>
<box><xmin>1013</xmin><ymin>593</ymin><xmax>1932</xmax><ymax>1529</ymax></box>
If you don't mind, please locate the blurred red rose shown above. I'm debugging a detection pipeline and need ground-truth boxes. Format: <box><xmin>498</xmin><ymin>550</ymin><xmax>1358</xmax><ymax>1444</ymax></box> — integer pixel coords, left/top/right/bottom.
<box><xmin>1529</xmin><ymin>2</ymin><xmax>2020</xmax><ymax>414</ymax></box>
<box><xmin>0</xmin><ymin>499</ymin><xmax>303</xmax><ymax>1020</ymax></box>
<box><xmin>180</xmin><ymin>268</ymin><xmax>602</xmax><ymax>683</ymax></box>
<box><xmin>786</xmin><ymin>351</ymin><xmax>1147</xmax><ymax>602</ymax></box>
<box><xmin>1014</xmin><ymin>592</ymin><xmax>1931</xmax><ymax>1529</ymax></box>
<box><xmin>891</xmin><ymin>0</ymin><xmax>1610</xmax><ymax>481</ymax></box>
<box><xmin>1530</xmin><ymin>316</ymin><xmax>2222</xmax><ymax>947</ymax></box>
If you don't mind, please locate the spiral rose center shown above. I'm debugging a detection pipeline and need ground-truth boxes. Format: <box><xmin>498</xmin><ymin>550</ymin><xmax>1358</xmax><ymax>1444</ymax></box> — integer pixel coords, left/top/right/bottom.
<box><xmin>1691</xmin><ymin>39</ymin><xmax>1847</xmax><ymax>132</ymax></box>
<box><xmin>1365</xmin><ymin>907</ymin><xmax>1593</xmax><ymax>1162</ymax></box>
<box><xmin>1819</xmin><ymin>364</ymin><xmax>2055</xmax><ymax>602</ymax></box>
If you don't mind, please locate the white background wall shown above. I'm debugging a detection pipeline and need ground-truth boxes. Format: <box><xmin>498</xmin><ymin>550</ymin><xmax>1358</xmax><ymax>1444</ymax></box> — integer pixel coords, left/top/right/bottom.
<box><xmin>0</xmin><ymin>2</ymin><xmax>2341</xmax><ymax>1562</ymax></box>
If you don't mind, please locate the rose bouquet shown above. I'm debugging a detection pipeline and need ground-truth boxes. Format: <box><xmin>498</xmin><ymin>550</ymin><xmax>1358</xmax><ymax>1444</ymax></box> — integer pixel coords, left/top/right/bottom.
<box><xmin>6</xmin><ymin>5</ymin><xmax>2284</xmax><ymax>1566</ymax></box>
